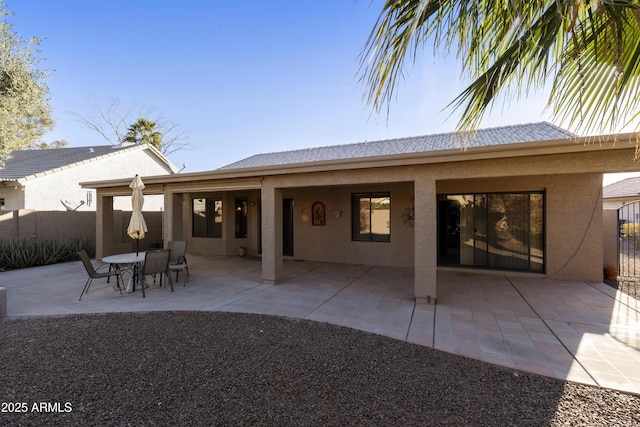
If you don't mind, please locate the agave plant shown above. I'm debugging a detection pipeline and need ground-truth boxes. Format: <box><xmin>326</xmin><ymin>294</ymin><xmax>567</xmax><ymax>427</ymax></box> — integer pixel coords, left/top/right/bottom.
<box><xmin>0</xmin><ymin>238</ymin><xmax>94</xmax><ymax>270</ymax></box>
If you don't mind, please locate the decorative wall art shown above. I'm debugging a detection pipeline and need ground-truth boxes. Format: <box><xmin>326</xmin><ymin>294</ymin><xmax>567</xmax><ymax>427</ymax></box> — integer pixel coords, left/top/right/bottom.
<box><xmin>312</xmin><ymin>202</ymin><xmax>325</xmax><ymax>226</ymax></box>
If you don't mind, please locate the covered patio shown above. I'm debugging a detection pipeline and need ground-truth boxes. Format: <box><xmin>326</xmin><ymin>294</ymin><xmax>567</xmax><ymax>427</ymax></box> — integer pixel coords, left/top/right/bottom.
<box><xmin>3</xmin><ymin>254</ymin><xmax>639</xmax><ymax>394</ymax></box>
<box><xmin>83</xmin><ymin>125</ymin><xmax>640</xmax><ymax>308</ymax></box>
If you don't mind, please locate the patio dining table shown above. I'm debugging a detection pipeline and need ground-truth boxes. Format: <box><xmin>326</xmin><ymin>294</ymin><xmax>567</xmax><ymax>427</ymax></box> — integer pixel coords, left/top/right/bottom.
<box><xmin>102</xmin><ymin>252</ymin><xmax>145</xmax><ymax>293</ymax></box>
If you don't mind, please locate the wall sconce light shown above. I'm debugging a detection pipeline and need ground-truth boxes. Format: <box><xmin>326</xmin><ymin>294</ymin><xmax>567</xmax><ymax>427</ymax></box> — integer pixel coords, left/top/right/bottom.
<box><xmin>334</xmin><ymin>210</ymin><xmax>342</xmax><ymax>218</ymax></box>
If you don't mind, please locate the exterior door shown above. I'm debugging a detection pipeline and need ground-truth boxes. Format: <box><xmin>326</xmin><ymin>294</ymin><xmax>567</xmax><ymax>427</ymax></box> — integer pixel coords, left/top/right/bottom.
<box><xmin>437</xmin><ymin>193</ymin><xmax>544</xmax><ymax>272</ymax></box>
<box><xmin>283</xmin><ymin>198</ymin><xmax>294</xmax><ymax>256</ymax></box>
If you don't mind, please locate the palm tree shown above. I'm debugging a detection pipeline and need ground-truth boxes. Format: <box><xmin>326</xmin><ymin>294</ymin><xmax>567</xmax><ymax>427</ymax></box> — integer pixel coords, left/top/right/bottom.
<box><xmin>123</xmin><ymin>118</ymin><xmax>163</xmax><ymax>150</ymax></box>
<box><xmin>360</xmin><ymin>1</ymin><xmax>640</xmax><ymax>135</ymax></box>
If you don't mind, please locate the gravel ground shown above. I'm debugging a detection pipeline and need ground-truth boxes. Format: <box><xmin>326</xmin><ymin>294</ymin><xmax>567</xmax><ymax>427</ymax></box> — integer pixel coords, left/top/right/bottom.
<box><xmin>606</xmin><ymin>278</ymin><xmax>640</xmax><ymax>299</ymax></box>
<box><xmin>1</xmin><ymin>311</ymin><xmax>639</xmax><ymax>427</ymax></box>
<box><xmin>613</xmin><ymin>245</ymin><xmax>640</xmax><ymax>298</ymax></box>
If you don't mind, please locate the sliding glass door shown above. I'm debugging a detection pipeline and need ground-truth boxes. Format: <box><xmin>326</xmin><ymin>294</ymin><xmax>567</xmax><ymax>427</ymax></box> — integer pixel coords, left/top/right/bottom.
<box><xmin>438</xmin><ymin>192</ymin><xmax>544</xmax><ymax>272</ymax></box>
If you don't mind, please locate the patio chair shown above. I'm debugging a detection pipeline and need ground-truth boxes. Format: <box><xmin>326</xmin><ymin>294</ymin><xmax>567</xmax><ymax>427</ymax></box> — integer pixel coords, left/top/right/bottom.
<box><xmin>168</xmin><ymin>240</ymin><xmax>189</xmax><ymax>286</ymax></box>
<box><xmin>138</xmin><ymin>249</ymin><xmax>173</xmax><ymax>298</ymax></box>
<box><xmin>78</xmin><ymin>249</ymin><xmax>124</xmax><ymax>301</ymax></box>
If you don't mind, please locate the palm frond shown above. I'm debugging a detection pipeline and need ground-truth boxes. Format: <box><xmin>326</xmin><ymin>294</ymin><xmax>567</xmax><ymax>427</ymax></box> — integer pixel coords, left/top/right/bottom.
<box><xmin>360</xmin><ymin>0</ymin><xmax>640</xmax><ymax>135</ymax></box>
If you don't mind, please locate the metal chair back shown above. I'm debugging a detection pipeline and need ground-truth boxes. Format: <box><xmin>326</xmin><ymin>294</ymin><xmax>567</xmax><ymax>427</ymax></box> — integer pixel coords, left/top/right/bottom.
<box><xmin>142</xmin><ymin>249</ymin><xmax>171</xmax><ymax>276</ymax></box>
<box><xmin>77</xmin><ymin>249</ymin><xmax>123</xmax><ymax>300</ymax></box>
<box><xmin>79</xmin><ymin>249</ymin><xmax>98</xmax><ymax>276</ymax></box>
<box><xmin>139</xmin><ymin>249</ymin><xmax>174</xmax><ymax>297</ymax></box>
<box><xmin>168</xmin><ymin>241</ymin><xmax>189</xmax><ymax>285</ymax></box>
<box><xmin>168</xmin><ymin>241</ymin><xmax>187</xmax><ymax>264</ymax></box>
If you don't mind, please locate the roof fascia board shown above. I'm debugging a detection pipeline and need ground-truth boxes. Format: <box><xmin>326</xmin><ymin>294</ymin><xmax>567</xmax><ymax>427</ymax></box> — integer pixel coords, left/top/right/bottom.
<box><xmin>170</xmin><ymin>182</ymin><xmax>263</xmax><ymax>194</ymax></box>
<box><xmin>236</xmin><ymin>133</ymin><xmax>636</xmax><ymax>175</ymax></box>
<box><xmin>142</xmin><ymin>144</ymin><xmax>180</xmax><ymax>173</ymax></box>
<box><xmin>82</xmin><ymin>133</ymin><xmax>637</xmax><ymax>189</ymax></box>
<box><xmin>96</xmin><ymin>182</ymin><xmax>167</xmax><ymax>197</ymax></box>
<box><xmin>88</xmin><ymin>177</ymin><xmax>263</xmax><ymax>195</ymax></box>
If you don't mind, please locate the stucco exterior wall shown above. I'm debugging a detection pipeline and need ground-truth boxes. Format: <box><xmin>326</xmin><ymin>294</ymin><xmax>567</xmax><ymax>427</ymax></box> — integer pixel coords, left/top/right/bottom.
<box><xmin>184</xmin><ymin>190</ymin><xmax>261</xmax><ymax>256</ymax></box>
<box><xmin>250</xmin><ymin>163</ymin><xmax>605</xmax><ymax>282</ymax></box>
<box><xmin>0</xmin><ymin>187</ymin><xmax>24</xmax><ymax>211</ymax></box>
<box><xmin>20</xmin><ymin>148</ymin><xmax>172</xmax><ymax>211</ymax></box>
<box><xmin>248</xmin><ymin>172</ymin><xmax>602</xmax><ymax>280</ymax></box>
<box><xmin>437</xmin><ymin>173</ymin><xmax>603</xmax><ymax>281</ymax></box>
<box><xmin>281</xmin><ymin>183</ymin><xmax>415</xmax><ymax>267</ymax></box>
<box><xmin>604</xmin><ymin>197</ymin><xmax>640</xmax><ymax>211</ymax></box>
<box><xmin>93</xmin><ymin>144</ymin><xmax>640</xmax><ymax>290</ymax></box>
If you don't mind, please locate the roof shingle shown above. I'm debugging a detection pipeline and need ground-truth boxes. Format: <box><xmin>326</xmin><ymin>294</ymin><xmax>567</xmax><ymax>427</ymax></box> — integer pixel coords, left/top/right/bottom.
<box><xmin>220</xmin><ymin>122</ymin><xmax>575</xmax><ymax>170</ymax></box>
<box><xmin>603</xmin><ymin>177</ymin><xmax>640</xmax><ymax>199</ymax></box>
<box><xmin>0</xmin><ymin>145</ymin><xmax>143</xmax><ymax>181</ymax></box>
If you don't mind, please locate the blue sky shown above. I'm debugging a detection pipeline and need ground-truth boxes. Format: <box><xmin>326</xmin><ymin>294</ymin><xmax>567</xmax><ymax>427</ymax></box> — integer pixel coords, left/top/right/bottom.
<box><xmin>9</xmin><ymin>1</ymin><xmax>560</xmax><ymax>173</ymax></box>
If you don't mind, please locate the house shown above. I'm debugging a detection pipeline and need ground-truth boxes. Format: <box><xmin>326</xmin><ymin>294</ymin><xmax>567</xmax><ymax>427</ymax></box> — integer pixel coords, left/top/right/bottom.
<box><xmin>603</xmin><ymin>177</ymin><xmax>640</xmax><ymax>212</ymax></box>
<box><xmin>602</xmin><ymin>177</ymin><xmax>640</xmax><ymax>260</ymax></box>
<box><xmin>0</xmin><ymin>144</ymin><xmax>178</xmax><ymax>211</ymax></box>
<box><xmin>83</xmin><ymin>122</ymin><xmax>640</xmax><ymax>303</ymax></box>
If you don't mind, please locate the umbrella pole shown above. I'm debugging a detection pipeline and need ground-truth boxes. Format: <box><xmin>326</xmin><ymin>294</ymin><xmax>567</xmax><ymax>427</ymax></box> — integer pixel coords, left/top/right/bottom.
<box><xmin>136</xmin><ymin>231</ymin><xmax>139</xmax><ymax>256</ymax></box>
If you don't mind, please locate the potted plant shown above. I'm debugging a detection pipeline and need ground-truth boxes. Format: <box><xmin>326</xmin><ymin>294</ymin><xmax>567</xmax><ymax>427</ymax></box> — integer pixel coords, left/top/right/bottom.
<box><xmin>238</xmin><ymin>246</ymin><xmax>247</xmax><ymax>258</ymax></box>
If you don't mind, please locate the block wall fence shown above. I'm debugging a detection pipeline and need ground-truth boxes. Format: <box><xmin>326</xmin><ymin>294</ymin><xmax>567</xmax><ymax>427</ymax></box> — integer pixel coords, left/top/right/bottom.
<box><xmin>0</xmin><ymin>210</ymin><xmax>163</xmax><ymax>252</ymax></box>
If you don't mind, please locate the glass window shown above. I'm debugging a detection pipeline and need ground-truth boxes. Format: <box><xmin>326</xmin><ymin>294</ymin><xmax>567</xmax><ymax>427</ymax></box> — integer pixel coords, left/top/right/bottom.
<box><xmin>352</xmin><ymin>193</ymin><xmax>390</xmax><ymax>242</ymax></box>
<box><xmin>438</xmin><ymin>192</ymin><xmax>544</xmax><ymax>272</ymax></box>
<box><xmin>192</xmin><ymin>198</ymin><xmax>222</xmax><ymax>238</ymax></box>
<box><xmin>235</xmin><ymin>198</ymin><xmax>248</xmax><ymax>238</ymax></box>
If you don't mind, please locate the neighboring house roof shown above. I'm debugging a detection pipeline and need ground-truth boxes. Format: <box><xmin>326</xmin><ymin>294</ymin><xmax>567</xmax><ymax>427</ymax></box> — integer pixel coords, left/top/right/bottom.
<box><xmin>603</xmin><ymin>177</ymin><xmax>640</xmax><ymax>199</ymax></box>
<box><xmin>0</xmin><ymin>144</ymin><xmax>177</xmax><ymax>183</ymax></box>
<box><xmin>220</xmin><ymin>122</ymin><xmax>576</xmax><ymax>170</ymax></box>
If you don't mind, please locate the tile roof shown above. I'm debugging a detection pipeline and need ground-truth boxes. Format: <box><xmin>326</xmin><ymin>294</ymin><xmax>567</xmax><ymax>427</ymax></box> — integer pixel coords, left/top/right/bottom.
<box><xmin>0</xmin><ymin>145</ymin><xmax>140</xmax><ymax>181</ymax></box>
<box><xmin>603</xmin><ymin>177</ymin><xmax>640</xmax><ymax>199</ymax></box>
<box><xmin>220</xmin><ymin>122</ymin><xmax>576</xmax><ymax>170</ymax></box>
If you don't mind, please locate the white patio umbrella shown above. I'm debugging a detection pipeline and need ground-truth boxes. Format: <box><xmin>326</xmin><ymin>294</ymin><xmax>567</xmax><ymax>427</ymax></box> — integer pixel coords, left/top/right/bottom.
<box><xmin>127</xmin><ymin>174</ymin><xmax>148</xmax><ymax>255</ymax></box>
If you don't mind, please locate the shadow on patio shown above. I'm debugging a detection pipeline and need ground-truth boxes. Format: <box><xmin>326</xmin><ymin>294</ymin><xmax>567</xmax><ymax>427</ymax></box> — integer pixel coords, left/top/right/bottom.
<box><xmin>2</xmin><ymin>253</ymin><xmax>639</xmax><ymax>394</ymax></box>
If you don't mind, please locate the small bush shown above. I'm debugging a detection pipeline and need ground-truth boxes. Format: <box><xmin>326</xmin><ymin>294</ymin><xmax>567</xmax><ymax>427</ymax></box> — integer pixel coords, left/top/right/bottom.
<box><xmin>620</xmin><ymin>222</ymin><xmax>640</xmax><ymax>238</ymax></box>
<box><xmin>0</xmin><ymin>238</ymin><xmax>95</xmax><ymax>270</ymax></box>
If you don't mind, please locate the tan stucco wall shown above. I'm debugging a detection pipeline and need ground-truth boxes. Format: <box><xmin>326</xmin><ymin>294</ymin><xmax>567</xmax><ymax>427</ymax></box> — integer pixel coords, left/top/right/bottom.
<box><xmin>281</xmin><ymin>182</ymin><xmax>415</xmax><ymax>267</ymax></box>
<box><xmin>438</xmin><ymin>173</ymin><xmax>603</xmax><ymax>281</ymax></box>
<box><xmin>94</xmin><ymin>143</ymin><xmax>640</xmax><ymax>292</ymax></box>
<box><xmin>253</xmin><ymin>163</ymin><xmax>606</xmax><ymax>282</ymax></box>
<box><xmin>184</xmin><ymin>190</ymin><xmax>261</xmax><ymax>256</ymax></box>
<box><xmin>253</xmin><ymin>172</ymin><xmax>603</xmax><ymax>281</ymax></box>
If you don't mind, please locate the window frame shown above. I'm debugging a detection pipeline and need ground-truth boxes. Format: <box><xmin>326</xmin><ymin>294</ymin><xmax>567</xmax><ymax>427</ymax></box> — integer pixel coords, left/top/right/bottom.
<box><xmin>437</xmin><ymin>191</ymin><xmax>545</xmax><ymax>273</ymax></box>
<box><xmin>351</xmin><ymin>192</ymin><xmax>391</xmax><ymax>242</ymax></box>
<box><xmin>192</xmin><ymin>198</ymin><xmax>223</xmax><ymax>238</ymax></box>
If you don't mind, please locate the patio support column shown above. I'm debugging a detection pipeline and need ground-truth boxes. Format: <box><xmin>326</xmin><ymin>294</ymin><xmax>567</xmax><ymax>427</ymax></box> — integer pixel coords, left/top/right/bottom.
<box><xmin>414</xmin><ymin>176</ymin><xmax>437</xmax><ymax>304</ymax></box>
<box><xmin>261</xmin><ymin>184</ymin><xmax>283</xmax><ymax>284</ymax></box>
<box><xmin>163</xmin><ymin>190</ymin><xmax>173</xmax><ymax>247</ymax></box>
<box><xmin>96</xmin><ymin>193</ymin><xmax>114</xmax><ymax>260</ymax></box>
<box><xmin>181</xmin><ymin>193</ymin><xmax>190</xmax><ymax>242</ymax></box>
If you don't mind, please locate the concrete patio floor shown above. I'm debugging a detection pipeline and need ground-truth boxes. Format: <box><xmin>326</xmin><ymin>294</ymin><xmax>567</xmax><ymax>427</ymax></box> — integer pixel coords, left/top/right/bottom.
<box><xmin>2</xmin><ymin>254</ymin><xmax>639</xmax><ymax>395</ymax></box>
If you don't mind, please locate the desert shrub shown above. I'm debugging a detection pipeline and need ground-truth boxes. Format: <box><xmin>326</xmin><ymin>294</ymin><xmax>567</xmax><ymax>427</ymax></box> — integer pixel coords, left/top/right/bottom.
<box><xmin>0</xmin><ymin>238</ymin><xmax>94</xmax><ymax>270</ymax></box>
<box><xmin>620</xmin><ymin>222</ymin><xmax>640</xmax><ymax>238</ymax></box>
